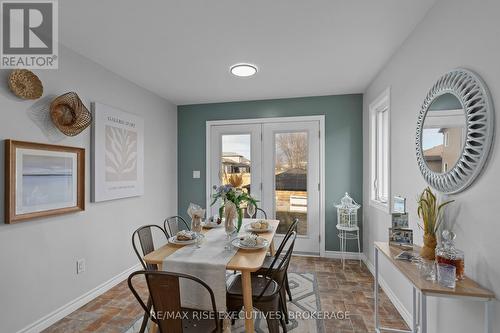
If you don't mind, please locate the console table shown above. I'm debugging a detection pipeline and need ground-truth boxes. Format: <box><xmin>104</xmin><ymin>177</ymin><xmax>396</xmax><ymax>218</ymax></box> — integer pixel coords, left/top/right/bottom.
<box><xmin>374</xmin><ymin>242</ymin><xmax>495</xmax><ymax>333</ymax></box>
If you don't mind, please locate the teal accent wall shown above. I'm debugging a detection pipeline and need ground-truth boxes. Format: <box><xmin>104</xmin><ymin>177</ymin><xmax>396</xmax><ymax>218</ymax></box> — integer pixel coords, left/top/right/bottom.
<box><xmin>177</xmin><ymin>94</ymin><xmax>363</xmax><ymax>252</ymax></box>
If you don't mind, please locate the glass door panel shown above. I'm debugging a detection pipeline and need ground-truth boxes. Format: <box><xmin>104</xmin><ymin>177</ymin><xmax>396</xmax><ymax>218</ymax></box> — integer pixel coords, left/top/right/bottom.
<box><xmin>262</xmin><ymin>121</ymin><xmax>320</xmax><ymax>254</ymax></box>
<box><xmin>208</xmin><ymin>124</ymin><xmax>261</xmax><ymax>216</ymax></box>
<box><xmin>275</xmin><ymin>132</ymin><xmax>308</xmax><ymax>235</ymax></box>
<box><xmin>221</xmin><ymin>134</ymin><xmax>253</xmax><ymax>216</ymax></box>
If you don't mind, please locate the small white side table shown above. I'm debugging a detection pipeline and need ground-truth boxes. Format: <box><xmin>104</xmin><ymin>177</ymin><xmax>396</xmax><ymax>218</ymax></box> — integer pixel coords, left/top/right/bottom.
<box><xmin>336</xmin><ymin>224</ymin><xmax>361</xmax><ymax>269</ymax></box>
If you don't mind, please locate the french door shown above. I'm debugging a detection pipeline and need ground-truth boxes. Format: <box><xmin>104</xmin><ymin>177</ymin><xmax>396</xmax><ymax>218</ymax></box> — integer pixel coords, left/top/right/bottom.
<box><xmin>208</xmin><ymin>118</ymin><xmax>322</xmax><ymax>254</ymax></box>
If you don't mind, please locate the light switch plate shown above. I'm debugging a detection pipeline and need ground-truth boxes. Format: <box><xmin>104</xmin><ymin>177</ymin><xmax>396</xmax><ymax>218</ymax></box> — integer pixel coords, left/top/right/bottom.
<box><xmin>77</xmin><ymin>258</ymin><xmax>86</xmax><ymax>274</ymax></box>
<box><xmin>193</xmin><ymin>170</ymin><xmax>200</xmax><ymax>179</ymax></box>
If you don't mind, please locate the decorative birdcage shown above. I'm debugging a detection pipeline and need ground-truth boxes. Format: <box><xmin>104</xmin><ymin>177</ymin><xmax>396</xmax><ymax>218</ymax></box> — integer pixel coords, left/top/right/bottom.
<box><xmin>335</xmin><ymin>192</ymin><xmax>361</xmax><ymax>228</ymax></box>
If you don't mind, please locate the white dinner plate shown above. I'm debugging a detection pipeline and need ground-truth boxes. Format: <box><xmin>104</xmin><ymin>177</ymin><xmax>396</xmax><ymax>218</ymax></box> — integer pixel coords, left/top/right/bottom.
<box><xmin>168</xmin><ymin>234</ymin><xmax>204</xmax><ymax>245</ymax></box>
<box><xmin>244</xmin><ymin>224</ymin><xmax>273</xmax><ymax>233</ymax></box>
<box><xmin>231</xmin><ymin>237</ymin><xmax>269</xmax><ymax>250</ymax></box>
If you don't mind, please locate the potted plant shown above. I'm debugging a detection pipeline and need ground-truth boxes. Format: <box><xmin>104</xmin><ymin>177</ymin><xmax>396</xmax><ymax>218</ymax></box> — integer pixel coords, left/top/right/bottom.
<box><xmin>417</xmin><ymin>187</ymin><xmax>454</xmax><ymax>260</ymax></box>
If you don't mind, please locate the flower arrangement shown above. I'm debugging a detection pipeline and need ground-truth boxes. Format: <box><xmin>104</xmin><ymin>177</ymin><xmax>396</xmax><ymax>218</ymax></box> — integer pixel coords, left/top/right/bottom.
<box><xmin>211</xmin><ymin>184</ymin><xmax>258</xmax><ymax>232</ymax></box>
<box><xmin>225</xmin><ymin>173</ymin><xmax>244</xmax><ymax>188</ymax></box>
<box><xmin>417</xmin><ymin>187</ymin><xmax>454</xmax><ymax>259</ymax></box>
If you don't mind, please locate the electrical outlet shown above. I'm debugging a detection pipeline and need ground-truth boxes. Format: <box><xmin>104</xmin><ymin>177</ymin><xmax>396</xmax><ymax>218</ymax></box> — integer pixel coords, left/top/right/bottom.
<box><xmin>76</xmin><ymin>259</ymin><xmax>86</xmax><ymax>274</ymax></box>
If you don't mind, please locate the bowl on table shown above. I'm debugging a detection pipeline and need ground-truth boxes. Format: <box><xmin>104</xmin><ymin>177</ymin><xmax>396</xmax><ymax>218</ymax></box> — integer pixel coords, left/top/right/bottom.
<box><xmin>244</xmin><ymin>220</ymin><xmax>272</xmax><ymax>233</ymax></box>
<box><xmin>168</xmin><ymin>230</ymin><xmax>200</xmax><ymax>245</ymax></box>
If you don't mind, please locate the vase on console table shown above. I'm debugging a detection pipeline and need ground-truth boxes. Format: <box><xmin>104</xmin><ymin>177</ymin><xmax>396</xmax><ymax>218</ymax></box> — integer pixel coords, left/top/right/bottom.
<box><xmin>421</xmin><ymin>234</ymin><xmax>437</xmax><ymax>260</ymax></box>
<box><xmin>417</xmin><ymin>187</ymin><xmax>454</xmax><ymax>260</ymax></box>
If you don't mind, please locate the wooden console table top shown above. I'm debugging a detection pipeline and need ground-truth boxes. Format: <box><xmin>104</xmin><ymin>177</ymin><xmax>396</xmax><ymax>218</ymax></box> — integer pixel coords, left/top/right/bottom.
<box><xmin>375</xmin><ymin>242</ymin><xmax>495</xmax><ymax>300</ymax></box>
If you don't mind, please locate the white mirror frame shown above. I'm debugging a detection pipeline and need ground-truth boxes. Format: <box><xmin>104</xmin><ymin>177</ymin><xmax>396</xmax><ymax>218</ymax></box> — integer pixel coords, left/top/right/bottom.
<box><xmin>416</xmin><ymin>68</ymin><xmax>495</xmax><ymax>194</ymax></box>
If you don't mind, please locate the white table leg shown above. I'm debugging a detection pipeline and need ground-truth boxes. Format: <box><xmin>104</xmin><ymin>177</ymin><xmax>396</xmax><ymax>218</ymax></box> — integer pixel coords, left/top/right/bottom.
<box><xmin>412</xmin><ymin>287</ymin><xmax>417</xmax><ymax>332</ymax></box>
<box><xmin>357</xmin><ymin>229</ymin><xmax>361</xmax><ymax>267</ymax></box>
<box><xmin>485</xmin><ymin>300</ymin><xmax>493</xmax><ymax>333</ymax></box>
<box><xmin>421</xmin><ymin>294</ymin><xmax>427</xmax><ymax>333</ymax></box>
<box><xmin>340</xmin><ymin>230</ymin><xmax>345</xmax><ymax>269</ymax></box>
<box><xmin>374</xmin><ymin>247</ymin><xmax>379</xmax><ymax>330</ymax></box>
<box><xmin>343</xmin><ymin>230</ymin><xmax>346</xmax><ymax>269</ymax></box>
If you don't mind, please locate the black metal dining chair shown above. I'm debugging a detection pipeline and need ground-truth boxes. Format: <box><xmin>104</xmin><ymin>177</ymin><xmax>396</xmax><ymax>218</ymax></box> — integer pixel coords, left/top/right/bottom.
<box><xmin>132</xmin><ymin>224</ymin><xmax>169</xmax><ymax>270</ymax></box>
<box><xmin>164</xmin><ymin>215</ymin><xmax>190</xmax><ymax>236</ymax></box>
<box><xmin>227</xmin><ymin>231</ymin><xmax>297</xmax><ymax>333</ymax></box>
<box><xmin>249</xmin><ymin>207</ymin><xmax>268</xmax><ymax>219</ymax></box>
<box><xmin>131</xmin><ymin>225</ymin><xmax>169</xmax><ymax>333</ymax></box>
<box><xmin>129</xmin><ymin>270</ymin><xmax>221</xmax><ymax>333</ymax></box>
<box><xmin>252</xmin><ymin>218</ymin><xmax>299</xmax><ymax>323</ymax></box>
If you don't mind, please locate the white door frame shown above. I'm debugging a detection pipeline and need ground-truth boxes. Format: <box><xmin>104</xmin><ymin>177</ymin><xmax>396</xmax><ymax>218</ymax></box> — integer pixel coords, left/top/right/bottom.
<box><xmin>206</xmin><ymin>115</ymin><xmax>326</xmax><ymax>257</ymax></box>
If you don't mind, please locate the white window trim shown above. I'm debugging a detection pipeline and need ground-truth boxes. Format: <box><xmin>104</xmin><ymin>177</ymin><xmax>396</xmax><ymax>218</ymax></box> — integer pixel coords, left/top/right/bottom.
<box><xmin>369</xmin><ymin>87</ymin><xmax>391</xmax><ymax>213</ymax></box>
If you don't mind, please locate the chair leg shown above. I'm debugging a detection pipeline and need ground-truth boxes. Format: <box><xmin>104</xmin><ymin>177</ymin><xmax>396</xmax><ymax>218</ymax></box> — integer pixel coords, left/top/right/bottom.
<box><xmin>280</xmin><ymin>288</ymin><xmax>289</xmax><ymax>324</ymax></box>
<box><xmin>266</xmin><ymin>315</ymin><xmax>281</xmax><ymax>333</ymax></box>
<box><xmin>139</xmin><ymin>297</ymin><xmax>152</xmax><ymax>333</ymax></box>
<box><xmin>226</xmin><ymin>296</ymin><xmax>242</xmax><ymax>326</ymax></box>
<box><xmin>285</xmin><ymin>272</ymin><xmax>292</xmax><ymax>301</ymax></box>
<box><xmin>280</xmin><ymin>310</ymin><xmax>288</xmax><ymax>333</ymax></box>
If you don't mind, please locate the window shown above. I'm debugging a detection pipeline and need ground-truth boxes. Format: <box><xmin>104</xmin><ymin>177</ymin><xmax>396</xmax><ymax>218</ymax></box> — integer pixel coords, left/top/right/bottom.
<box><xmin>370</xmin><ymin>88</ymin><xmax>390</xmax><ymax>211</ymax></box>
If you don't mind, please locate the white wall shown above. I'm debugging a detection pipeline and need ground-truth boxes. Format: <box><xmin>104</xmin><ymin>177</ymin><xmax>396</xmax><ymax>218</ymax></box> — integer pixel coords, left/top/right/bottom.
<box><xmin>363</xmin><ymin>0</ymin><xmax>500</xmax><ymax>332</ymax></box>
<box><xmin>0</xmin><ymin>46</ymin><xmax>177</xmax><ymax>333</ymax></box>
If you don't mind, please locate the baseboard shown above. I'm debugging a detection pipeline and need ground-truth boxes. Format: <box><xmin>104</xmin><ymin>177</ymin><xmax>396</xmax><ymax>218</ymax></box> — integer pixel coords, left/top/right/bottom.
<box><xmin>361</xmin><ymin>253</ymin><xmax>412</xmax><ymax>327</ymax></box>
<box><xmin>16</xmin><ymin>263</ymin><xmax>142</xmax><ymax>333</ymax></box>
<box><xmin>323</xmin><ymin>250</ymin><xmax>363</xmax><ymax>260</ymax></box>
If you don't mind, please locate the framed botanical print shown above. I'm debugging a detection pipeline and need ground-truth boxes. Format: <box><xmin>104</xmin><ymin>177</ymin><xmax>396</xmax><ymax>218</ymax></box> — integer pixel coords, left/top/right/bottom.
<box><xmin>5</xmin><ymin>140</ymin><xmax>85</xmax><ymax>224</ymax></box>
<box><xmin>91</xmin><ymin>102</ymin><xmax>144</xmax><ymax>202</ymax></box>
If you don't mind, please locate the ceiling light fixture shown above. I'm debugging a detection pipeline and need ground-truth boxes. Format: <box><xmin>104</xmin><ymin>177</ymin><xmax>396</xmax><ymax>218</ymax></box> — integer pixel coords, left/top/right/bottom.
<box><xmin>230</xmin><ymin>63</ymin><xmax>258</xmax><ymax>77</ymax></box>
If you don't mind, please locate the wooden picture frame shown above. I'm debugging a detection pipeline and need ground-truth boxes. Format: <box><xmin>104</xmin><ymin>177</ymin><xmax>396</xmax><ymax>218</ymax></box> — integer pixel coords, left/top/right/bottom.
<box><xmin>5</xmin><ymin>140</ymin><xmax>85</xmax><ymax>224</ymax></box>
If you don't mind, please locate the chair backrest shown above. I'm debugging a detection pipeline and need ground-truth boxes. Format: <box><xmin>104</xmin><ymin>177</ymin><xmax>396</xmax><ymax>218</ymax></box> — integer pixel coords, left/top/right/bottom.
<box><xmin>275</xmin><ymin>218</ymin><xmax>299</xmax><ymax>255</ymax></box>
<box><xmin>249</xmin><ymin>207</ymin><xmax>268</xmax><ymax>219</ymax></box>
<box><xmin>132</xmin><ymin>225</ymin><xmax>169</xmax><ymax>270</ymax></box>
<box><xmin>164</xmin><ymin>215</ymin><xmax>190</xmax><ymax>236</ymax></box>
<box><xmin>128</xmin><ymin>270</ymin><xmax>220</xmax><ymax>333</ymax></box>
<box><xmin>258</xmin><ymin>231</ymin><xmax>297</xmax><ymax>299</ymax></box>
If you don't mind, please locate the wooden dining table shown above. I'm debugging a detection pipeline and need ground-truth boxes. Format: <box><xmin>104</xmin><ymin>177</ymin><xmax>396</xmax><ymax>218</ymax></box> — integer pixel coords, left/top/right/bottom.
<box><xmin>143</xmin><ymin>219</ymin><xmax>279</xmax><ymax>333</ymax></box>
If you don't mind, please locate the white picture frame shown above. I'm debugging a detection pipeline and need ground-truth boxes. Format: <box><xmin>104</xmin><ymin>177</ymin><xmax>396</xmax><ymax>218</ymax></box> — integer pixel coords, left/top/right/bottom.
<box><xmin>91</xmin><ymin>102</ymin><xmax>144</xmax><ymax>202</ymax></box>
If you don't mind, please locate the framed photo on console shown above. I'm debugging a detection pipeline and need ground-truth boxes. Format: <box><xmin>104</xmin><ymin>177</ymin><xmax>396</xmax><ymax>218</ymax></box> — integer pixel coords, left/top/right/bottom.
<box><xmin>389</xmin><ymin>228</ymin><xmax>413</xmax><ymax>248</ymax></box>
<box><xmin>5</xmin><ymin>140</ymin><xmax>85</xmax><ymax>224</ymax></box>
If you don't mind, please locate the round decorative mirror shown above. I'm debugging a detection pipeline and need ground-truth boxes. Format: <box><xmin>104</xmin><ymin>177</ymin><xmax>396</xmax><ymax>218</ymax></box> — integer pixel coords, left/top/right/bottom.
<box><xmin>416</xmin><ymin>69</ymin><xmax>495</xmax><ymax>194</ymax></box>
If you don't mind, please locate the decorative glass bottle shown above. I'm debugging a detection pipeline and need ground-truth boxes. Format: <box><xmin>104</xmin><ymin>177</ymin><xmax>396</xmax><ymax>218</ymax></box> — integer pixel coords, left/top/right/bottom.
<box><xmin>435</xmin><ymin>230</ymin><xmax>465</xmax><ymax>280</ymax></box>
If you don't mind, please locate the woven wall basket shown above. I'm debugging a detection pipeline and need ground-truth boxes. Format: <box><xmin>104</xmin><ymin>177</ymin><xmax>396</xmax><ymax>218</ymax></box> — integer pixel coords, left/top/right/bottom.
<box><xmin>8</xmin><ymin>69</ymin><xmax>43</xmax><ymax>99</ymax></box>
<box><xmin>50</xmin><ymin>92</ymin><xmax>92</xmax><ymax>136</ymax></box>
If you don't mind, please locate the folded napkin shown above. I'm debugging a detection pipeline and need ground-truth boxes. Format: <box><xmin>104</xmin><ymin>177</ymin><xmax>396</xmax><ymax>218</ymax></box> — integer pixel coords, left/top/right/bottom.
<box><xmin>187</xmin><ymin>203</ymin><xmax>205</xmax><ymax>233</ymax></box>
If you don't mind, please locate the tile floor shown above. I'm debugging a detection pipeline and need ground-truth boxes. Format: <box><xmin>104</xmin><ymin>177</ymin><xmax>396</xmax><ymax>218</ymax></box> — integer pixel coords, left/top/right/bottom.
<box><xmin>43</xmin><ymin>257</ymin><xmax>407</xmax><ymax>333</ymax></box>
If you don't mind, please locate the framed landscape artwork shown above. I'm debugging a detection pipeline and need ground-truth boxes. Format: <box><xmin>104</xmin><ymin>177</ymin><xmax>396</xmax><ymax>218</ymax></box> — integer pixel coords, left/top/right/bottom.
<box><xmin>5</xmin><ymin>140</ymin><xmax>85</xmax><ymax>224</ymax></box>
<box><xmin>91</xmin><ymin>102</ymin><xmax>144</xmax><ymax>202</ymax></box>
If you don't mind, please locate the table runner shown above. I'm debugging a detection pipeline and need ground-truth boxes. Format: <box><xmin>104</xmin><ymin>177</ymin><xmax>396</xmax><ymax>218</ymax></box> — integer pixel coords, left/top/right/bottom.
<box><xmin>162</xmin><ymin>225</ymin><xmax>238</xmax><ymax>312</ymax></box>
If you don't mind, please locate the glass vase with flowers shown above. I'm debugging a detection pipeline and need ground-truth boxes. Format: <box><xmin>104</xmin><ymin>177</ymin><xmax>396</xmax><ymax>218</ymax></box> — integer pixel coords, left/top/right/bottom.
<box><xmin>211</xmin><ymin>184</ymin><xmax>258</xmax><ymax>234</ymax></box>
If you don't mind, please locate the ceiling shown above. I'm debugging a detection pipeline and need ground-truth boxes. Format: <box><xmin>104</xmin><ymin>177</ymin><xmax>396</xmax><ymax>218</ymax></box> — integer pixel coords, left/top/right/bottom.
<box><xmin>59</xmin><ymin>0</ymin><xmax>437</xmax><ymax>105</ymax></box>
